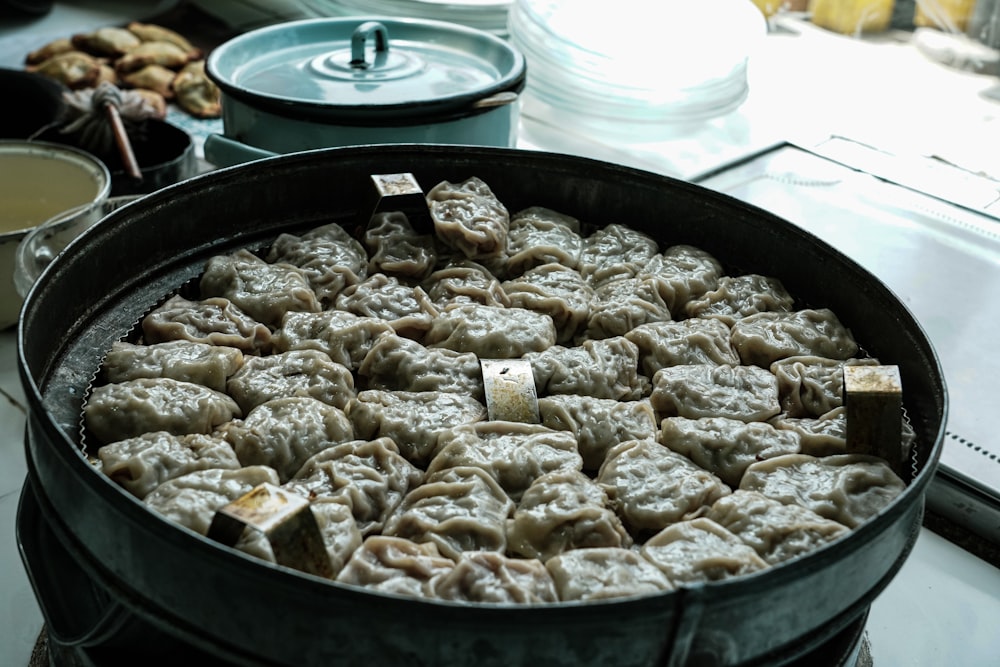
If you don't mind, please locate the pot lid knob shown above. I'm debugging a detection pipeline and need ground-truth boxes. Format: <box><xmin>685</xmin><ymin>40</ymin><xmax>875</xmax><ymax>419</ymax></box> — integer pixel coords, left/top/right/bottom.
<box><xmin>309</xmin><ymin>20</ymin><xmax>423</xmax><ymax>83</ymax></box>
<box><xmin>349</xmin><ymin>21</ymin><xmax>389</xmax><ymax>69</ymax></box>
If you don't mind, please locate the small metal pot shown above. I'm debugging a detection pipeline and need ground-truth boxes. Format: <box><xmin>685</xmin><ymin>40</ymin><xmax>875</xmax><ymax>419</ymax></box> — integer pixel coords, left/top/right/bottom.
<box><xmin>0</xmin><ymin>140</ymin><xmax>109</xmax><ymax>329</ymax></box>
<box><xmin>204</xmin><ymin>18</ymin><xmax>526</xmax><ymax>167</ymax></box>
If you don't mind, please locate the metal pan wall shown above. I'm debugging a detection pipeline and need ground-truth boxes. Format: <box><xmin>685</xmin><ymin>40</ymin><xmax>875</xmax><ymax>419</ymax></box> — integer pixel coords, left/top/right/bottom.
<box><xmin>17</xmin><ymin>145</ymin><xmax>947</xmax><ymax>666</ymax></box>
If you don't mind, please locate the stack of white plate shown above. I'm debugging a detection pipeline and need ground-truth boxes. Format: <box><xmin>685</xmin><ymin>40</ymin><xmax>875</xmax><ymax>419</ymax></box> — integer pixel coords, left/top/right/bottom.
<box><xmin>299</xmin><ymin>0</ymin><xmax>512</xmax><ymax>36</ymax></box>
<box><xmin>508</xmin><ymin>0</ymin><xmax>766</xmax><ymax>139</ymax></box>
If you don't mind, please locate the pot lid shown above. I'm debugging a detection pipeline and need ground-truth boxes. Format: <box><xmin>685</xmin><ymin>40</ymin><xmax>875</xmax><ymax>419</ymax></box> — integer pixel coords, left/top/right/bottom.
<box><xmin>207</xmin><ymin>17</ymin><xmax>525</xmax><ymax>117</ymax></box>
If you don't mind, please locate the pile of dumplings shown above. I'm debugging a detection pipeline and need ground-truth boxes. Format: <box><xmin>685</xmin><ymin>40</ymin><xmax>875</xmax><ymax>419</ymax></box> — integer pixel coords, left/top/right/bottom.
<box><xmin>81</xmin><ymin>176</ymin><xmax>911</xmax><ymax>605</ymax></box>
<box><xmin>24</xmin><ymin>22</ymin><xmax>221</xmax><ymax>119</ymax></box>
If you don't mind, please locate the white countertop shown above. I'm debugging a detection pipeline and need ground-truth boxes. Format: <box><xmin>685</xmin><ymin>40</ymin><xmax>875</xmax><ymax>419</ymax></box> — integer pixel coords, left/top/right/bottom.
<box><xmin>2</xmin><ymin>4</ymin><xmax>1000</xmax><ymax>666</ymax></box>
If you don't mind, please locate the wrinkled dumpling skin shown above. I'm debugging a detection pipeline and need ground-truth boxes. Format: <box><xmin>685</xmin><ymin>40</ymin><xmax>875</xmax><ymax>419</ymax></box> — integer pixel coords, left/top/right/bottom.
<box><xmin>597</xmin><ymin>439</ymin><xmax>731</xmax><ymax>535</ymax></box>
<box><xmin>739</xmin><ymin>454</ymin><xmax>905</xmax><ymax>528</ymax></box>
<box><xmin>625</xmin><ymin>318</ymin><xmax>739</xmax><ymax>377</ymax></box>
<box><xmin>428</xmin><ymin>177</ymin><xmax>508</xmax><ymax>260</ymax></box>
<box><xmin>98</xmin><ymin>431</ymin><xmax>241</xmax><ymax>499</ymax></box>
<box><xmin>226</xmin><ymin>349</ymin><xmax>355</xmax><ymax>413</ymax></box>
<box><xmin>583</xmin><ymin>275</ymin><xmax>673</xmax><ymax>340</ymax></box>
<box><xmin>424</xmin><ymin>303</ymin><xmax>556</xmax><ymax>358</ymax></box>
<box><xmin>731</xmin><ymin>309</ymin><xmax>859</xmax><ymax>367</ymax></box>
<box><xmin>142</xmin><ymin>295</ymin><xmax>272</xmax><ymax>355</ymax></box>
<box><xmin>336</xmin><ymin>536</ymin><xmax>454</xmax><ymax>598</ymax></box>
<box><xmin>643</xmin><ymin>245</ymin><xmax>723</xmax><ymax>314</ymax></box>
<box><xmin>307</xmin><ymin>500</ymin><xmax>363</xmax><ymax>578</ymax></box>
<box><xmin>424</xmin><ymin>260</ymin><xmax>509</xmax><ymax>308</ymax></box>
<box><xmin>505</xmin><ymin>206</ymin><xmax>583</xmax><ymax>275</ymax></box>
<box><xmin>274</xmin><ymin>310</ymin><xmax>393</xmax><ymax>372</ymax></box>
<box><xmin>199</xmin><ymin>249</ymin><xmax>320</xmax><ymax>327</ymax></box>
<box><xmin>144</xmin><ymin>465</ymin><xmax>280</xmax><ymax>535</ymax></box>
<box><xmin>383</xmin><ymin>466</ymin><xmax>515</xmax><ymax>561</ymax></box>
<box><xmin>284</xmin><ymin>437</ymin><xmax>423</xmax><ymax>536</ymax></box>
<box><xmin>659</xmin><ymin>416</ymin><xmax>801</xmax><ymax>488</ymax></box>
<box><xmin>772</xmin><ymin>406</ymin><xmax>915</xmax><ymax>460</ymax></box>
<box><xmin>432</xmin><ymin>551</ymin><xmax>558</xmax><ymax>604</ymax></box>
<box><xmin>708</xmin><ymin>490</ymin><xmax>850</xmax><ymax>565</ymax></box>
<box><xmin>103</xmin><ymin>340</ymin><xmax>244</xmax><ymax>392</ymax></box>
<box><xmin>364</xmin><ymin>211</ymin><xmax>438</xmax><ymax>281</ymax></box>
<box><xmin>85</xmin><ymin>378</ymin><xmax>241</xmax><ymax>444</ymax></box>
<box><xmin>502</xmin><ymin>263</ymin><xmax>593</xmax><ymax>344</ymax></box>
<box><xmin>427</xmin><ymin>422</ymin><xmax>583</xmax><ymax>502</ymax></box>
<box><xmin>335</xmin><ymin>273</ymin><xmax>439</xmax><ymax>339</ymax></box>
<box><xmin>538</xmin><ymin>395</ymin><xmax>657</xmax><ymax>471</ymax></box>
<box><xmin>770</xmin><ymin>407</ymin><xmax>849</xmax><ymax>456</ymax></box>
<box><xmin>525</xmin><ymin>337</ymin><xmax>647</xmax><ymax>401</ymax></box>
<box><xmin>650</xmin><ymin>364</ymin><xmax>780</xmax><ymax>422</ymax></box>
<box><xmin>221</xmin><ymin>396</ymin><xmax>354</xmax><ymax>482</ymax></box>
<box><xmin>506</xmin><ymin>470</ymin><xmax>631</xmax><ymax>561</ymax></box>
<box><xmin>579</xmin><ymin>223</ymin><xmax>659</xmax><ymax>287</ymax></box>
<box><xmin>267</xmin><ymin>223</ymin><xmax>368</xmax><ymax>305</ymax></box>
<box><xmin>684</xmin><ymin>274</ymin><xmax>795</xmax><ymax>325</ymax></box>
<box><xmin>359</xmin><ymin>333</ymin><xmax>485</xmax><ymax>401</ymax></box>
<box><xmin>641</xmin><ymin>518</ymin><xmax>769</xmax><ymax>584</ymax></box>
<box><xmin>546</xmin><ymin>547</ymin><xmax>673</xmax><ymax>601</ymax></box>
<box><xmin>347</xmin><ymin>390</ymin><xmax>486</xmax><ymax>467</ymax></box>
<box><xmin>770</xmin><ymin>355</ymin><xmax>880</xmax><ymax>418</ymax></box>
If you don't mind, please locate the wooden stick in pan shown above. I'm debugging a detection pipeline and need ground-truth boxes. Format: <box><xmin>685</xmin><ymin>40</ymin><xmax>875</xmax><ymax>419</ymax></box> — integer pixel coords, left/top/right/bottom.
<box><xmin>207</xmin><ymin>483</ymin><xmax>333</xmax><ymax>578</ymax></box>
<box><xmin>844</xmin><ymin>365</ymin><xmax>904</xmax><ymax>477</ymax></box>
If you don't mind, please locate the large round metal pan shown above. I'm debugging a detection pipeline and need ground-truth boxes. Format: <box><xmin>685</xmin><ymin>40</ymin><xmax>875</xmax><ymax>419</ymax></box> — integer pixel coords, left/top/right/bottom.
<box><xmin>17</xmin><ymin>144</ymin><xmax>946</xmax><ymax>666</ymax></box>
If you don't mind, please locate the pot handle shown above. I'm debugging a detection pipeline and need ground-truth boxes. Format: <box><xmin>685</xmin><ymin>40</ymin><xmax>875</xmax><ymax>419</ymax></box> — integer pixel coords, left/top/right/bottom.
<box><xmin>471</xmin><ymin>91</ymin><xmax>519</xmax><ymax>110</ymax></box>
<box><xmin>203</xmin><ymin>133</ymin><xmax>278</xmax><ymax>168</ymax></box>
<box><xmin>350</xmin><ymin>21</ymin><xmax>389</xmax><ymax>69</ymax></box>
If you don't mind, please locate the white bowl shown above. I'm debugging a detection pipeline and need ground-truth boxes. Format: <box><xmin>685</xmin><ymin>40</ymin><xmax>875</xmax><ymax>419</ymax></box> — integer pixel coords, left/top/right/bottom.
<box><xmin>0</xmin><ymin>141</ymin><xmax>111</xmax><ymax>329</ymax></box>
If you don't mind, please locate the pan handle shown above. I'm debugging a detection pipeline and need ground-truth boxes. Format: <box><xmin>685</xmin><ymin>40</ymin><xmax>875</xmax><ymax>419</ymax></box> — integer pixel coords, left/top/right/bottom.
<box><xmin>203</xmin><ymin>133</ymin><xmax>278</xmax><ymax>169</ymax></box>
<box><xmin>16</xmin><ymin>479</ymin><xmax>131</xmax><ymax>648</ymax></box>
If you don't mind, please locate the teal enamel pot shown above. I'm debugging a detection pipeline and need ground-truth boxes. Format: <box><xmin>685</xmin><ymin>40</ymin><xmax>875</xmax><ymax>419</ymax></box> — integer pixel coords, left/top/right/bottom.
<box><xmin>204</xmin><ymin>17</ymin><xmax>525</xmax><ymax>167</ymax></box>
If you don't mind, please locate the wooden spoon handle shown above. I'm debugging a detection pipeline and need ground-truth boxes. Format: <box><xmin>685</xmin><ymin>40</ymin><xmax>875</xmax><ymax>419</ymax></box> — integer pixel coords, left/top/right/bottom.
<box><xmin>104</xmin><ymin>102</ymin><xmax>142</xmax><ymax>182</ymax></box>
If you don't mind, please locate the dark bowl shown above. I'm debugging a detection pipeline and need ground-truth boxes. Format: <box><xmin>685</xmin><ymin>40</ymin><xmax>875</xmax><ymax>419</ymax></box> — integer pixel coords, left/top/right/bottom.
<box><xmin>105</xmin><ymin>118</ymin><xmax>198</xmax><ymax>196</ymax></box>
<box><xmin>0</xmin><ymin>67</ymin><xmax>67</xmax><ymax>139</ymax></box>
<box><xmin>36</xmin><ymin>118</ymin><xmax>198</xmax><ymax>195</ymax></box>
<box><xmin>0</xmin><ymin>0</ymin><xmax>53</xmax><ymax>17</ymax></box>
